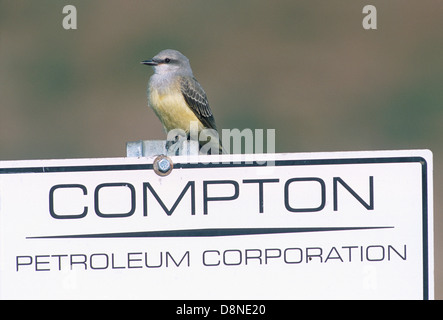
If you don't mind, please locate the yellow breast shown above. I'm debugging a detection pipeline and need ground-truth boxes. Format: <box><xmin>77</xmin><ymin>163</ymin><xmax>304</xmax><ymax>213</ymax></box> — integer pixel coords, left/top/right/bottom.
<box><xmin>148</xmin><ymin>88</ymin><xmax>202</xmax><ymax>133</ymax></box>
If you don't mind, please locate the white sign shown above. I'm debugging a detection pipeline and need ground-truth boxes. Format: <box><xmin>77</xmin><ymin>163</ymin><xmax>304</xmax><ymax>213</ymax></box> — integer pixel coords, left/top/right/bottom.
<box><xmin>0</xmin><ymin>150</ymin><xmax>433</xmax><ymax>299</ymax></box>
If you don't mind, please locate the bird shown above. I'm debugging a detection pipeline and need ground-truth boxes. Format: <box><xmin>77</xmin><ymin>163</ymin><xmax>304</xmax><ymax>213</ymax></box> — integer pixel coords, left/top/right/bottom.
<box><xmin>141</xmin><ymin>49</ymin><xmax>223</xmax><ymax>154</ymax></box>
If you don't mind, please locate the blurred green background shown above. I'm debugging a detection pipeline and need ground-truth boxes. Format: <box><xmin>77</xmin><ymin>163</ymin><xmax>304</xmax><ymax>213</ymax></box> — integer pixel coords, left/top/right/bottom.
<box><xmin>1</xmin><ymin>0</ymin><xmax>442</xmax><ymax>298</ymax></box>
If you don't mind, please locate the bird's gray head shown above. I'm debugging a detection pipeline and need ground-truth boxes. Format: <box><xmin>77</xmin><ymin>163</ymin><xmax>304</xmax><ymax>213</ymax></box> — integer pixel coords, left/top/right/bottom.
<box><xmin>141</xmin><ymin>49</ymin><xmax>193</xmax><ymax>76</ymax></box>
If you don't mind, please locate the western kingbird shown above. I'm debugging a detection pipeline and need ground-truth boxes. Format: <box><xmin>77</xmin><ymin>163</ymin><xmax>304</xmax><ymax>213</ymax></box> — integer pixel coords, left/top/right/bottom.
<box><xmin>141</xmin><ymin>49</ymin><xmax>222</xmax><ymax>154</ymax></box>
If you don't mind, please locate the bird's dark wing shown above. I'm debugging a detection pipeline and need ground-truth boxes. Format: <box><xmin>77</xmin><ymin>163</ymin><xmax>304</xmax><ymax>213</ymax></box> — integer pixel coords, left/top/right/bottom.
<box><xmin>179</xmin><ymin>76</ymin><xmax>217</xmax><ymax>130</ymax></box>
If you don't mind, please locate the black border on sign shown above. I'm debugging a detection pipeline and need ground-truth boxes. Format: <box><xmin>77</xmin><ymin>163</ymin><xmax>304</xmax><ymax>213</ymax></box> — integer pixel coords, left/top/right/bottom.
<box><xmin>0</xmin><ymin>155</ymin><xmax>431</xmax><ymax>299</ymax></box>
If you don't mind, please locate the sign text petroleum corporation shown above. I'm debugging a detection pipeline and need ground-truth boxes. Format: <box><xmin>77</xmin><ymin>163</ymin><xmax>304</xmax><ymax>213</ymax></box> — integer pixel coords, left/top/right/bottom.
<box><xmin>0</xmin><ymin>151</ymin><xmax>433</xmax><ymax>299</ymax></box>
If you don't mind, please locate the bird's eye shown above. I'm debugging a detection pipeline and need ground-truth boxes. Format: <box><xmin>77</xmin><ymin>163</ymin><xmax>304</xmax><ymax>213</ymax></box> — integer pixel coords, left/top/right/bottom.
<box><xmin>164</xmin><ymin>58</ymin><xmax>171</xmax><ymax>63</ymax></box>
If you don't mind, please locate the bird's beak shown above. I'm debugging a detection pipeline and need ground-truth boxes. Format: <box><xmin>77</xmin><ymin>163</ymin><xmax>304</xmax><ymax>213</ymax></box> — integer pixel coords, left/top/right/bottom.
<box><xmin>141</xmin><ymin>59</ymin><xmax>158</xmax><ymax>66</ymax></box>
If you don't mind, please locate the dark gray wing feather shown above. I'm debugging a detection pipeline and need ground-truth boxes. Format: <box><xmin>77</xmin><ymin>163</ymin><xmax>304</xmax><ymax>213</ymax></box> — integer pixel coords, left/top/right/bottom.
<box><xmin>179</xmin><ymin>76</ymin><xmax>217</xmax><ymax>130</ymax></box>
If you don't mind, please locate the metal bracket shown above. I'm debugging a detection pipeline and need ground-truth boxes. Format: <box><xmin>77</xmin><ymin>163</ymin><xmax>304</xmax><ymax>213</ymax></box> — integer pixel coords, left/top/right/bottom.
<box><xmin>126</xmin><ymin>140</ymin><xmax>199</xmax><ymax>157</ymax></box>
